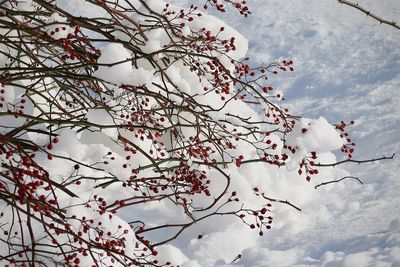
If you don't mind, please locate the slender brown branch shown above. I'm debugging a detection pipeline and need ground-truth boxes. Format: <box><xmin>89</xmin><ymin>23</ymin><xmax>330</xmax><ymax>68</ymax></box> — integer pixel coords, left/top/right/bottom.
<box><xmin>315</xmin><ymin>176</ymin><xmax>363</xmax><ymax>189</ymax></box>
<box><xmin>315</xmin><ymin>153</ymin><xmax>395</xmax><ymax>167</ymax></box>
<box><xmin>338</xmin><ymin>0</ymin><xmax>400</xmax><ymax>30</ymax></box>
<box><xmin>261</xmin><ymin>193</ymin><xmax>302</xmax><ymax>212</ymax></box>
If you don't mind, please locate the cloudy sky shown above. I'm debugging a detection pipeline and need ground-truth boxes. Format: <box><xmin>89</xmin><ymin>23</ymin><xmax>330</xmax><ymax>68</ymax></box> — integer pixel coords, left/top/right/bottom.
<box><xmin>166</xmin><ymin>0</ymin><xmax>400</xmax><ymax>266</ymax></box>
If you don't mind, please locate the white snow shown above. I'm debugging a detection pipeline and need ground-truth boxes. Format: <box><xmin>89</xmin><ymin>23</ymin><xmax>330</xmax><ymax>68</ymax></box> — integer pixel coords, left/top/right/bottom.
<box><xmin>2</xmin><ymin>0</ymin><xmax>399</xmax><ymax>266</ymax></box>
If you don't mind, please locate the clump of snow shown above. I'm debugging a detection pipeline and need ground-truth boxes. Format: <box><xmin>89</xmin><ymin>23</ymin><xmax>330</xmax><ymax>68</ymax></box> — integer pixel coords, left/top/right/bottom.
<box><xmin>65</xmin><ymin>196</ymin><xmax>138</xmax><ymax>266</ymax></box>
<box><xmin>187</xmin><ymin>222</ymin><xmax>258</xmax><ymax>266</ymax></box>
<box><xmin>154</xmin><ymin>245</ymin><xmax>189</xmax><ymax>265</ymax></box>
<box><xmin>285</xmin><ymin>117</ymin><xmax>344</xmax><ymax>170</ymax></box>
<box><xmin>86</xmin><ymin>108</ymin><xmax>118</xmax><ymax>139</ymax></box>
<box><xmin>94</xmin><ymin>43</ymin><xmax>153</xmax><ymax>86</ymax></box>
<box><xmin>46</xmin><ymin>13</ymin><xmax>70</xmax><ymax>40</ymax></box>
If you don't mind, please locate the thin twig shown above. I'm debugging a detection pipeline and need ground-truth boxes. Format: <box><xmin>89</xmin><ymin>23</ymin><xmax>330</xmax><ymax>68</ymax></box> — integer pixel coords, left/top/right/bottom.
<box><xmin>338</xmin><ymin>0</ymin><xmax>400</xmax><ymax>30</ymax></box>
<box><xmin>314</xmin><ymin>153</ymin><xmax>395</xmax><ymax>167</ymax></box>
<box><xmin>315</xmin><ymin>176</ymin><xmax>363</xmax><ymax>189</ymax></box>
<box><xmin>261</xmin><ymin>193</ymin><xmax>302</xmax><ymax>212</ymax></box>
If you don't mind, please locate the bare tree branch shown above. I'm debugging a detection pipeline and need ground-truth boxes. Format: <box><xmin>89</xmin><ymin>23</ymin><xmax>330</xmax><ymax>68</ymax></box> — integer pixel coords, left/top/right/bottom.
<box><xmin>338</xmin><ymin>0</ymin><xmax>400</xmax><ymax>30</ymax></box>
<box><xmin>315</xmin><ymin>153</ymin><xmax>395</xmax><ymax>167</ymax></box>
<box><xmin>314</xmin><ymin>175</ymin><xmax>363</xmax><ymax>189</ymax></box>
<box><xmin>261</xmin><ymin>193</ymin><xmax>302</xmax><ymax>212</ymax></box>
